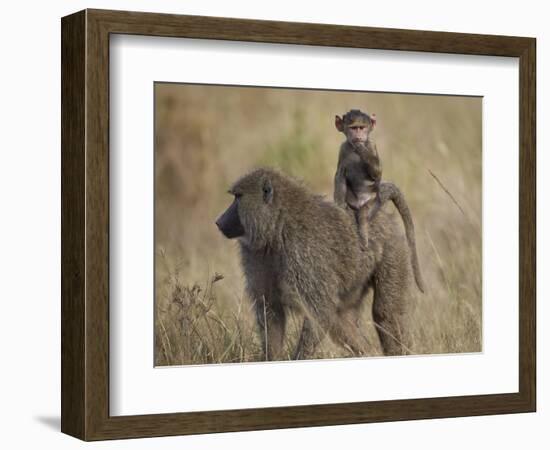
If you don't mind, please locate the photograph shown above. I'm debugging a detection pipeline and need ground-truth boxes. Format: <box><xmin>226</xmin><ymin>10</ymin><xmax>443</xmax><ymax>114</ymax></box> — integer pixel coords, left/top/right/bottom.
<box><xmin>154</xmin><ymin>83</ymin><xmax>482</xmax><ymax>366</ymax></box>
<box><xmin>54</xmin><ymin>4</ymin><xmax>536</xmax><ymax>443</ymax></box>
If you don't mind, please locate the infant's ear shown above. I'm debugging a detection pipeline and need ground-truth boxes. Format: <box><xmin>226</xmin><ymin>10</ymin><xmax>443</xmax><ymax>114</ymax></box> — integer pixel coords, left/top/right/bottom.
<box><xmin>370</xmin><ymin>113</ymin><xmax>377</xmax><ymax>128</ymax></box>
<box><xmin>335</xmin><ymin>115</ymin><xmax>344</xmax><ymax>132</ymax></box>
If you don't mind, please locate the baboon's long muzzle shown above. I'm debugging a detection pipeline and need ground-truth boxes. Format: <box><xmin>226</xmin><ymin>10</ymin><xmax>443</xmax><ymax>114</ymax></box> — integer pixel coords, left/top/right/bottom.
<box><xmin>216</xmin><ymin>199</ymin><xmax>245</xmax><ymax>239</ymax></box>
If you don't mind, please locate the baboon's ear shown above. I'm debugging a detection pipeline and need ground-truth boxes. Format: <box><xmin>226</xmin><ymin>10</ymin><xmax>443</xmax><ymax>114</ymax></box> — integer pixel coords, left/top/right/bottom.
<box><xmin>335</xmin><ymin>115</ymin><xmax>344</xmax><ymax>132</ymax></box>
<box><xmin>262</xmin><ymin>178</ymin><xmax>273</xmax><ymax>204</ymax></box>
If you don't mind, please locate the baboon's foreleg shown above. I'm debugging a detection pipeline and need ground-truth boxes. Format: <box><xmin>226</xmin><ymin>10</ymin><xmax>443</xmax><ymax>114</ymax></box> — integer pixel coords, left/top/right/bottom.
<box><xmin>293</xmin><ymin>317</ymin><xmax>323</xmax><ymax>360</ymax></box>
<box><xmin>255</xmin><ymin>297</ymin><xmax>286</xmax><ymax>361</ymax></box>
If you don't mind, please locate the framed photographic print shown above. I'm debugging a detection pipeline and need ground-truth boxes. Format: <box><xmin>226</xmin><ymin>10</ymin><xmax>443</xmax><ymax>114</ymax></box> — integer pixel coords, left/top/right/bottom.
<box><xmin>61</xmin><ymin>9</ymin><xmax>536</xmax><ymax>441</ymax></box>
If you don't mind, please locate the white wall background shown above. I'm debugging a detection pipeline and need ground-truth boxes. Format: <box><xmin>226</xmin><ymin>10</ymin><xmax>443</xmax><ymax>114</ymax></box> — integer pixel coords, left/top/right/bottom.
<box><xmin>0</xmin><ymin>1</ymin><xmax>546</xmax><ymax>448</ymax></box>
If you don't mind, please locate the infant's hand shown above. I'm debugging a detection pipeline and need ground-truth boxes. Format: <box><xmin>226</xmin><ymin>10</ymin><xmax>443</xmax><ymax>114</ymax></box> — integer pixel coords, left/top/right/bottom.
<box><xmin>353</xmin><ymin>143</ymin><xmax>371</xmax><ymax>157</ymax></box>
<box><xmin>352</xmin><ymin>142</ymin><xmax>367</xmax><ymax>152</ymax></box>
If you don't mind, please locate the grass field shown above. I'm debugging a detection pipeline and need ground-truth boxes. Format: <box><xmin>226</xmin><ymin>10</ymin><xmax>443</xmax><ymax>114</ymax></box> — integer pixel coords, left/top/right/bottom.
<box><xmin>154</xmin><ymin>83</ymin><xmax>482</xmax><ymax>366</ymax></box>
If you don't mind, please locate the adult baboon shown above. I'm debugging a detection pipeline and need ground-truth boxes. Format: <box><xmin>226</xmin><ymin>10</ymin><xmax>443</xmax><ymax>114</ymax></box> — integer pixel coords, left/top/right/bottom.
<box><xmin>215</xmin><ymin>168</ymin><xmax>414</xmax><ymax>360</ymax></box>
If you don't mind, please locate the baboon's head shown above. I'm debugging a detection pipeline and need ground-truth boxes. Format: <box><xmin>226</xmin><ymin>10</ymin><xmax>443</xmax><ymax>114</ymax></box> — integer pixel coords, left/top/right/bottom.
<box><xmin>216</xmin><ymin>168</ymin><xmax>284</xmax><ymax>249</ymax></box>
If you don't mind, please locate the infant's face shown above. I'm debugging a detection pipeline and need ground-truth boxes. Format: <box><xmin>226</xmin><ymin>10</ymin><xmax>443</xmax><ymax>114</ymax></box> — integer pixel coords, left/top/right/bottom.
<box><xmin>347</xmin><ymin>125</ymin><xmax>369</xmax><ymax>144</ymax></box>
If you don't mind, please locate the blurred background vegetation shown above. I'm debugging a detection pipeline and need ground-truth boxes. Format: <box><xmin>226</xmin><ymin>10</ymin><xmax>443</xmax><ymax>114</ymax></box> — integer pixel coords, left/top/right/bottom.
<box><xmin>154</xmin><ymin>83</ymin><xmax>482</xmax><ymax>366</ymax></box>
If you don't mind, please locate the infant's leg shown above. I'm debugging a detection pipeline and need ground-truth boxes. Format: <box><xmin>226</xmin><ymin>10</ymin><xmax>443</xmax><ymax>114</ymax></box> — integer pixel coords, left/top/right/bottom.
<box><xmin>356</xmin><ymin>206</ymin><xmax>369</xmax><ymax>247</ymax></box>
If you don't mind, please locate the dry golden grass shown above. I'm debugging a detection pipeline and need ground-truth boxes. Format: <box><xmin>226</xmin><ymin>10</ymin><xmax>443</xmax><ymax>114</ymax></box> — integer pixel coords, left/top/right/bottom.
<box><xmin>154</xmin><ymin>83</ymin><xmax>482</xmax><ymax>366</ymax></box>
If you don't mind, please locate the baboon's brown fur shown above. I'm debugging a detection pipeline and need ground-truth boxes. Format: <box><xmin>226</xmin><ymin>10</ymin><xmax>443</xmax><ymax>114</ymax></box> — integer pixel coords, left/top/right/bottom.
<box><xmin>216</xmin><ymin>168</ymin><xmax>415</xmax><ymax>360</ymax></box>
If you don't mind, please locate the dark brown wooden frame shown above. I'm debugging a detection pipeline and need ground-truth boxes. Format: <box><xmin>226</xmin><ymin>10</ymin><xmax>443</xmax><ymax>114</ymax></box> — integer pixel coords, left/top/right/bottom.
<box><xmin>61</xmin><ymin>8</ymin><xmax>536</xmax><ymax>441</ymax></box>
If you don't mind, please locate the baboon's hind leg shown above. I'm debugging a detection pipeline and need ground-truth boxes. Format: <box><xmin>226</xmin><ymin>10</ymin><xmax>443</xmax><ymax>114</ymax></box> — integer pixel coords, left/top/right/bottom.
<box><xmin>372</xmin><ymin>256</ymin><xmax>413</xmax><ymax>356</ymax></box>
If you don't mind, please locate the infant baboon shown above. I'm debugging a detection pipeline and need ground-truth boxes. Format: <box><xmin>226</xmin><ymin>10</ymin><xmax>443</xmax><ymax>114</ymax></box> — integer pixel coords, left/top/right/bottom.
<box><xmin>334</xmin><ymin>109</ymin><xmax>381</xmax><ymax>245</ymax></box>
<box><xmin>216</xmin><ymin>167</ymin><xmax>416</xmax><ymax>360</ymax></box>
<box><xmin>334</xmin><ymin>109</ymin><xmax>425</xmax><ymax>293</ymax></box>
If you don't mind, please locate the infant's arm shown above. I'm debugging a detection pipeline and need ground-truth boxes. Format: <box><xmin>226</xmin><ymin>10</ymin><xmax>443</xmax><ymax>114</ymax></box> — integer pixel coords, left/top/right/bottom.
<box><xmin>333</xmin><ymin>145</ymin><xmax>350</xmax><ymax>207</ymax></box>
<box><xmin>355</xmin><ymin>141</ymin><xmax>382</xmax><ymax>182</ymax></box>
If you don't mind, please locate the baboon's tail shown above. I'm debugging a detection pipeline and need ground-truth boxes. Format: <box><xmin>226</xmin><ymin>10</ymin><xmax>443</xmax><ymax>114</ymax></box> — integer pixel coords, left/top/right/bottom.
<box><xmin>376</xmin><ymin>182</ymin><xmax>426</xmax><ymax>293</ymax></box>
